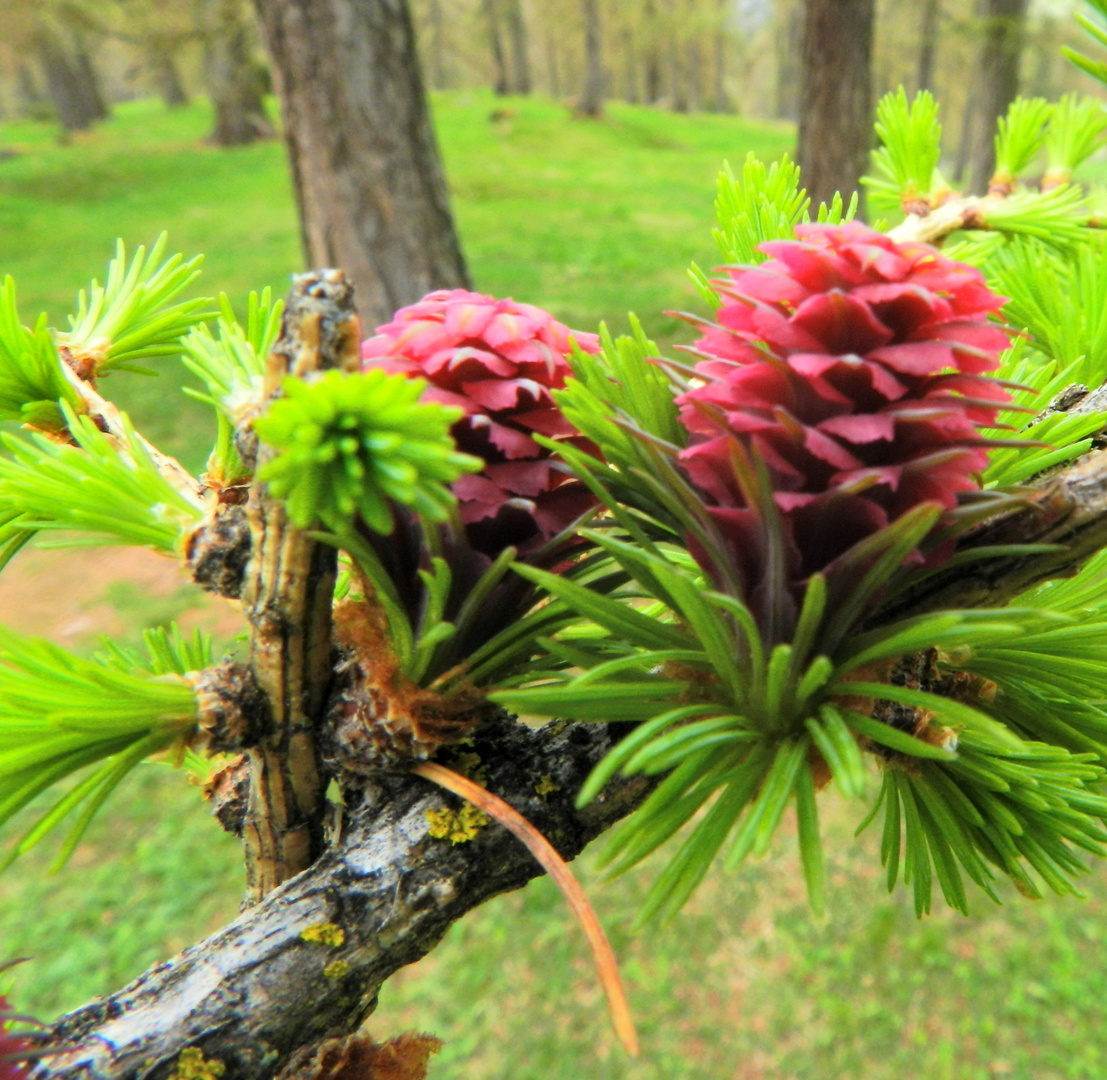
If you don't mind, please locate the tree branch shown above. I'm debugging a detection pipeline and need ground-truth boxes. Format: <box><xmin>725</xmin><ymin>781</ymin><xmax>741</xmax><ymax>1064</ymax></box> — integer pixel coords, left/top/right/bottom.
<box><xmin>873</xmin><ymin>447</ymin><xmax>1107</xmax><ymax>623</ymax></box>
<box><xmin>30</xmin><ymin>715</ymin><xmax>649</xmax><ymax>1080</ymax></box>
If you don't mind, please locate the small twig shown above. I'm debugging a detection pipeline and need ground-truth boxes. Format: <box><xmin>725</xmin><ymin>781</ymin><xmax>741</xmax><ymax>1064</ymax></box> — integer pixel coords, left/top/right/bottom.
<box><xmin>58</xmin><ymin>361</ymin><xmax>204</xmax><ymax>502</ymax></box>
<box><xmin>413</xmin><ymin>761</ymin><xmax>640</xmax><ymax>1057</ymax></box>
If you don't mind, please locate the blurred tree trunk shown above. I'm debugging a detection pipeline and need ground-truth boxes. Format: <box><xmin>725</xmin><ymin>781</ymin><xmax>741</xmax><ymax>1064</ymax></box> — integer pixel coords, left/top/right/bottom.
<box><xmin>15</xmin><ymin>63</ymin><xmax>48</xmax><ymax>118</ymax></box>
<box><xmin>577</xmin><ymin>0</ymin><xmax>604</xmax><ymax>116</ymax></box>
<box><xmin>252</xmin><ymin>0</ymin><xmax>471</xmax><ymax>330</ymax></box>
<box><xmin>206</xmin><ymin>0</ymin><xmax>275</xmax><ymax>145</ymax></box>
<box><xmin>546</xmin><ymin>32</ymin><xmax>561</xmax><ymax>97</ymax></box>
<box><xmin>149</xmin><ymin>42</ymin><xmax>190</xmax><ymax>108</ymax></box>
<box><xmin>35</xmin><ymin>27</ymin><xmax>109</xmax><ymax>133</ymax></box>
<box><xmin>796</xmin><ymin>0</ymin><xmax>874</xmax><ymax>208</ymax></box>
<box><xmin>425</xmin><ymin>0</ymin><xmax>447</xmax><ymax>88</ymax></box>
<box><xmin>623</xmin><ymin>25</ymin><xmax>639</xmax><ymax>103</ymax></box>
<box><xmin>483</xmin><ymin>0</ymin><xmax>510</xmax><ymax>95</ymax></box>
<box><xmin>956</xmin><ymin>0</ymin><xmax>1029</xmax><ymax>193</ymax></box>
<box><xmin>916</xmin><ymin>0</ymin><xmax>941</xmax><ymax>94</ymax></box>
<box><xmin>506</xmin><ymin>0</ymin><xmax>531</xmax><ymax>93</ymax></box>
<box><xmin>711</xmin><ymin>0</ymin><xmax>730</xmax><ymax>113</ymax></box>
<box><xmin>643</xmin><ymin>0</ymin><xmax>663</xmax><ymax>103</ymax></box>
<box><xmin>774</xmin><ymin>0</ymin><xmax>802</xmax><ymax>121</ymax></box>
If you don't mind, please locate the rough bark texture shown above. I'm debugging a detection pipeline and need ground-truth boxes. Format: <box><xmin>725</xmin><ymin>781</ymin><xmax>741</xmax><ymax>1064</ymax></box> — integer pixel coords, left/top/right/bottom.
<box><xmin>252</xmin><ymin>0</ymin><xmax>471</xmax><ymax>331</ymax></box>
<box><xmin>795</xmin><ymin>0</ymin><xmax>875</xmax><ymax>209</ymax></box>
<box><xmin>205</xmin><ymin>0</ymin><xmax>276</xmax><ymax>146</ymax></box>
<box><xmin>30</xmin><ymin>715</ymin><xmax>649</xmax><ymax>1080</ymax></box>
<box><xmin>577</xmin><ymin>0</ymin><xmax>605</xmax><ymax>117</ymax></box>
<box><xmin>239</xmin><ymin>270</ymin><xmax>361</xmax><ymax>901</ymax></box>
<box><xmin>956</xmin><ymin>0</ymin><xmax>1029</xmax><ymax>194</ymax></box>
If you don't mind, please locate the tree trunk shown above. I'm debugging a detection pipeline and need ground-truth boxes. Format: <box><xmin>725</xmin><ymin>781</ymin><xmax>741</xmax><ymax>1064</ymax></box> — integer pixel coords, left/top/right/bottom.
<box><xmin>425</xmin><ymin>0</ymin><xmax>447</xmax><ymax>89</ymax></box>
<box><xmin>15</xmin><ymin>63</ymin><xmax>48</xmax><ymax>119</ymax></box>
<box><xmin>252</xmin><ymin>0</ymin><xmax>471</xmax><ymax>331</ymax></box>
<box><xmin>483</xmin><ymin>0</ymin><xmax>511</xmax><ymax>96</ymax></box>
<box><xmin>35</xmin><ymin>28</ymin><xmax>109</xmax><ymax>133</ymax></box>
<box><xmin>956</xmin><ymin>0</ymin><xmax>1029</xmax><ymax>194</ymax></box>
<box><xmin>685</xmin><ymin>36</ymin><xmax>702</xmax><ymax>113</ymax></box>
<box><xmin>546</xmin><ymin>32</ymin><xmax>561</xmax><ymax>97</ymax></box>
<box><xmin>642</xmin><ymin>0</ymin><xmax>663</xmax><ymax>103</ymax></box>
<box><xmin>916</xmin><ymin>0</ymin><xmax>941</xmax><ymax>95</ymax></box>
<box><xmin>577</xmin><ymin>0</ymin><xmax>604</xmax><ymax>117</ymax></box>
<box><xmin>623</xmin><ymin>26</ymin><xmax>639</xmax><ymax>103</ymax></box>
<box><xmin>149</xmin><ymin>43</ymin><xmax>190</xmax><ymax>108</ymax></box>
<box><xmin>712</xmin><ymin>0</ymin><xmax>730</xmax><ymax>113</ymax></box>
<box><xmin>774</xmin><ymin>0</ymin><xmax>802</xmax><ymax>121</ymax></box>
<box><xmin>796</xmin><ymin>0</ymin><xmax>875</xmax><ymax>209</ymax></box>
<box><xmin>506</xmin><ymin>0</ymin><xmax>532</xmax><ymax>94</ymax></box>
<box><xmin>205</xmin><ymin>0</ymin><xmax>275</xmax><ymax>146</ymax></box>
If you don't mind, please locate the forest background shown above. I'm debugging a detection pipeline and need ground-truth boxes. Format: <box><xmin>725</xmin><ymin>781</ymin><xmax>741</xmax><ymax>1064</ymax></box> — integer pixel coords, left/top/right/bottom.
<box><xmin>3</xmin><ymin>1</ymin><xmax>1107</xmax><ymax>1078</ymax></box>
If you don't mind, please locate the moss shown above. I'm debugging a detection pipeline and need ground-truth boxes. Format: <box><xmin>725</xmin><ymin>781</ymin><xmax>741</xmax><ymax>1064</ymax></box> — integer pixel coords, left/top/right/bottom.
<box><xmin>323</xmin><ymin>959</ymin><xmax>351</xmax><ymax>980</ymax></box>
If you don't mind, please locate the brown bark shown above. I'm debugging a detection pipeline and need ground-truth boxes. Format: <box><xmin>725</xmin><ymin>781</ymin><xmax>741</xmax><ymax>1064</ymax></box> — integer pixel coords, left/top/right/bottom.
<box><xmin>795</xmin><ymin>0</ymin><xmax>875</xmax><ymax>209</ymax></box>
<box><xmin>955</xmin><ymin>0</ymin><xmax>1029</xmax><ymax>195</ymax></box>
<box><xmin>204</xmin><ymin>0</ymin><xmax>275</xmax><ymax>146</ymax></box>
<box><xmin>577</xmin><ymin>0</ymin><xmax>604</xmax><ymax>117</ymax></box>
<box><xmin>252</xmin><ymin>0</ymin><xmax>471</xmax><ymax>332</ymax></box>
<box><xmin>239</xmin><ymin>270</ymin><xmax>361</xmax><ymax>901</ymax></box>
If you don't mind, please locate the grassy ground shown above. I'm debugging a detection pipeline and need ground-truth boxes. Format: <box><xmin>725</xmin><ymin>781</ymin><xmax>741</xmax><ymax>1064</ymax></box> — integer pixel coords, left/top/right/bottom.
<box><xmin>2</xmin><ymin>93</ymin><xmax>1107</xmax><ymax>1079</ymax></box>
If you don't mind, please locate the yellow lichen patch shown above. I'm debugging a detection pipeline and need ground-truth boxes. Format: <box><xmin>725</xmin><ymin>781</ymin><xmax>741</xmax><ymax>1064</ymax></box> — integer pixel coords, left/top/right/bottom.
<box><xmin>323</xmin><ymin>959</ymin><xmax>351</xmax><ymax>980</ymax></box>
<box><xmin>425</xmin><ymin>802</ymin><xmax>490</xmax><ymax>843</ymax></box>
<box><xmin>300</xmin><ymin>921</ymin><xmax>346</xmax><ymax>948</ymax></box>
<box><xmin>170</xmin><ymin>1047</ymin><xmax>226</xmax><ymax>1080</ymax></box>
<box><xmin>534</xmin><ymin>773</ymin><xmax>560</xmax><ymax>797</ymax></box>
<box><xmin>450</xmin><ymin>750</ymin><xmax>488</xmax><ymax>785</ymax></box>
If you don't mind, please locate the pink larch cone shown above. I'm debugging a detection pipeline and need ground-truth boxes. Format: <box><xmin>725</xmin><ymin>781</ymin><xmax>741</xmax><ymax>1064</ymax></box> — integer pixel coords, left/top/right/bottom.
<box><xmin>677</xmin><ymin>222</ymin><xmax>1012</xmax><ymax>585</ymax></box>
<box><xmin>362</xmin><ymin>289</ymin><xmax>600</xmax><ymax>556</ymax></box>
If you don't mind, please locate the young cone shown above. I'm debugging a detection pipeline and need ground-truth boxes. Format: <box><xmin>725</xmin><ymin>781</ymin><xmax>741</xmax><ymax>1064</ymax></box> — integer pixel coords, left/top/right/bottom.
<box><xmin>677</xmin><ymin>222</ymin><xmax>1012</xmax><ymax>587</ymax></box>
<box><xmin>362</xmin><ymin>289</ymin><xmax>601</xmax><ymax>556</ymax></box>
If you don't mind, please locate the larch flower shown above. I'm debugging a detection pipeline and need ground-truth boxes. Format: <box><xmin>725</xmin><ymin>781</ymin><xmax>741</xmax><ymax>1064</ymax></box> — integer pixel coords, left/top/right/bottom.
<box><xmin>362</xmin><ymin>289</ymin><xmax>600</xmax><ymax>556</ymax></box>
<box><xmin>677</xmin><ymin>221</ymin><xmax>1011</xmax><ymax>584</ymax></box>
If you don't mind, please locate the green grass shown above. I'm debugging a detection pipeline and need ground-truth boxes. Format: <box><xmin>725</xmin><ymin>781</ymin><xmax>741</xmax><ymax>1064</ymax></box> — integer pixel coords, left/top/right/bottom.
<box><xmin>0</xmin><ymin>93</ymin><xmax>791</xmax><ymax>471</ymax></box>
<box><xmin>3</xmin><ymin>92</ymin><xmax>1107</xmax><ymax>1078</ymax></box>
